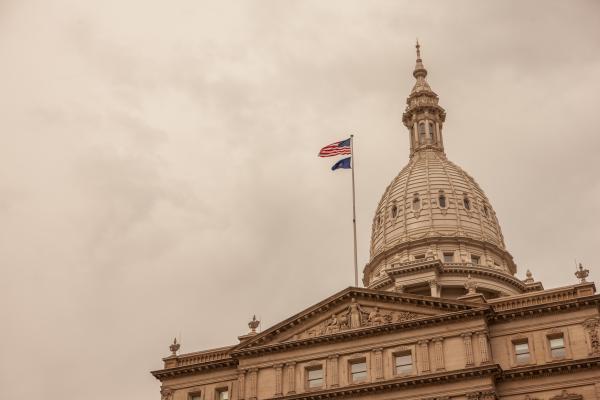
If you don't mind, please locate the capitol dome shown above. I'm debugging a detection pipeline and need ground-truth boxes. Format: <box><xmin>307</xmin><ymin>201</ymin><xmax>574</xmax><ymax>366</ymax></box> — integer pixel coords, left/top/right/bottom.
<box><xmin>362</xmin><ymin>43</ymin><xmax>538</xmax><ymax>299</ymax></box>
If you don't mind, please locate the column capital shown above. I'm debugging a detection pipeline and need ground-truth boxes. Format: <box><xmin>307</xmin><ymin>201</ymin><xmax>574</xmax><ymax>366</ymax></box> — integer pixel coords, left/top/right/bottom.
<box><xmin>285</xmin><ymin>361</ymin><xmax>296</xmax><ymax>367</ymax></box>
<box><xmin>328</xmin><ymin>354</ymin><xmax>339</xmax><ymax>359</ymax></box>
<box><xmin>273</xmin><ymin>363</ymin><xmax>284</xmax><ymax>369</ymax></box>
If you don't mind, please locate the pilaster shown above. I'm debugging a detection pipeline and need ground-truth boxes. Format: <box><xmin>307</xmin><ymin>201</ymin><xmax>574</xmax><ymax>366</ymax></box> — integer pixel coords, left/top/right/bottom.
<box><xmin>273</xmin><ymin>364</ymin><xmax>283</xmax><ymax>397</ymax></box>
<box><xmin>432</xmin><ymin>337</ymin><xmax>445</xmax><ymax>371</ymax></box>
<box><xmin>418</xmin><ymin>340</ymin><xmax>430</xmax><ymax>372</ymax></box>
<box><xmin>462</xmin><ymin>332</ymin><xmax>474</xmax><ymax>366</ymax></box>
<box><xmin>285</xmin><ymin>362</ymin><xmax>296</xmax><ymax>395</ymax></box>
<box><xmin>327</xmin><ymin>355</ymin><xmax>339</xmax><ymax>387</ymax></box>
<box><xmin>372</xmin><ymin>348</ymin><xmax>384</xmax><ymax>380</ymax></box>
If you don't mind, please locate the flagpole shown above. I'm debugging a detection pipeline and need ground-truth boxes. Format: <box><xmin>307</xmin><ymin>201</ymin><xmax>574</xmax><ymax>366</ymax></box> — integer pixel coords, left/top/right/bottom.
<box><xmin>350</xmin><ymin>135</ymin><xmax>358</xmax><ymax>287</ymax></box>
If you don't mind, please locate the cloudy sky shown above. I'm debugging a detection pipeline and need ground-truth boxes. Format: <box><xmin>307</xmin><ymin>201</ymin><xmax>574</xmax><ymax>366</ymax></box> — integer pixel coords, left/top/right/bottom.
<box><xmin>1</xmin><ymin>1</ymin><xmax>599</xmax><ymax>399</ymax></box>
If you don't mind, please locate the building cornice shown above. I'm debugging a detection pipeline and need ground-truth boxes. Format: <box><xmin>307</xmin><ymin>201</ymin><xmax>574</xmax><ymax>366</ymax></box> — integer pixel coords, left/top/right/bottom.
<box><xmin>230</xmin><ymin>308</ymin><xmax>488</xmax><ymax>358</ymax></box>
<box><xmin>498</xmin><ymin>356</ymin><xmax>600</xmax><ymax>381</ymax></box>
<box><xmin>267</xmin><ymin>365</ymin><xmax>500</xmax><ymax>400</ymax></box>
<box><xmin>490</xmin><ymin>294</ymin><xmax>600</xmax><ymax>321</ymax></box>
<box><xmin>151</xmin><ymin>358</ymin><xmax>238</xmax><ymax>380</ymax></box>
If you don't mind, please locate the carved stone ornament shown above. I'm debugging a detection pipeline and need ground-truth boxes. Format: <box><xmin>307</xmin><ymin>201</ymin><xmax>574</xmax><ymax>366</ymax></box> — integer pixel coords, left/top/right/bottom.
<box><xmin>575</xmin><ymin>263</ymin><xmax>589</xmax><ymax>283</ymax></box>
<box><xmin>296</xmin><ymin>299</ymin><xmax>424</xmax><ymax>339</ymax></box>
<box><xmin>524</xmin><ymin>396</ymin><xmax>541</xmax><ymax>400</ymax></box>
<box><xmin>583</xmin><ymin>318</ymin><xmax>600</xmax><ymax>354</ymax></box>
<box><xmin>550</xmin><ymin>390</ymin><xmax>583</xmax><ymax>400</ymax></box>
<box><xmin>160</xmin><ymin>387</ymin><xmax>174</xmax><ymax>400</ymax></box>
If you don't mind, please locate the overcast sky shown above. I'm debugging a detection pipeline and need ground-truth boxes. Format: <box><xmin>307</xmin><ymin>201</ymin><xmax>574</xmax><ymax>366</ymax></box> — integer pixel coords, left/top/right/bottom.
<box><xmin>1</xmin><ymin>1</ymin><xmax>599</xmax><ymax>399</ymax></box>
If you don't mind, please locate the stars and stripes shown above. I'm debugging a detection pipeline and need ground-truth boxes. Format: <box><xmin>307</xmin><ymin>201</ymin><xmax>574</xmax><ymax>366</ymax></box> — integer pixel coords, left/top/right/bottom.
<box><xmin>318</xmin><ymin>138</ymin><xmax>351</xmax><ymax>157</ymax></box>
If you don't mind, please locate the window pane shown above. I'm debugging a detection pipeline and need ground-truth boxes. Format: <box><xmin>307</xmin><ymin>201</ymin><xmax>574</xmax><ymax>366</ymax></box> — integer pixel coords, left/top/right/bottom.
<box><xmin>516</xmin><ymin>353</ymin><xmax>530</xmax><ymax>363</ymax></box>
<box><xmin>219</xmin><ymin>391</ymin><xmax>229</xmax><ymax>400</ymax></box>
<box><xmin>395</xmin><ymin>353</ymin><xmax>412</xmax><ymax>374</ymax></box>
<box><xmin>351</xmin><ymin>361</ymin><xmax>367</xmax><ymax>381</ymax></box>
<box><xmin>550</xmin><ymin>337</ymin><xmax>564</xmax><ymax>349</ymax></box>
<box><xmin>308</xmin><ymin>368</ymin><xmax>323</xmax><ymax>388</ymax></box>
<box><xmin>443</xmin><ymin>253</ymin><xmax>454</xmax><ymax>263</ymax></box>
<box><xmin>514</xmin><ymin>342</ymin><xmax>529</xmax><ymax>354</ymax></box>
<box><xmin>308</xmin><ymin>368</ymin><xmax>323</xmax><ymax>380</ymax></box>
<box><xmin>191</xmin><ymin>396</ymin><xmax>201</xmax><ymax>400</ymax></box>
<box><xmin>551</xmin><ymin>347</ymin><xmax>566</xmax><ymax>358</ymax></box>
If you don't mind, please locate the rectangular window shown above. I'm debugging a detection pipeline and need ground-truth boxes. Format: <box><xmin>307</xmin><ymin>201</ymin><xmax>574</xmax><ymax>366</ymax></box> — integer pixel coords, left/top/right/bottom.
<box><xmin>216</xmin><ymin>389</ymin><xmax>228</xmax><ymax>400</ymax></box>
<box><xmin>395</xmin><ymin>352</ymin><xmax>413</xmax><ymax>375</ymax></box>
<box><xmin>307</xmin><ymin>367</ymin><xmax>323</xmax><ymax>388</ymax></box>
<box><xmin>514</xmin><ymin>340</ymin><xmax>530</xmax><ymax>364</ymax></box>
<box><xmin>443</xmin><ymin>252</ymin><xmax>454</xmax><ymax>263</ymax></box>
<box><xmin>471</xmin><ymin>255</ymin><xmax>481</xmax><ymax>265</ymax></box>
<box><xmin>190</xmin><ymin>394</ymin><xmax>201</xmax><ymax>400</ymax></box>
<box><xmin>549</xmin><ymin>335</ymin><xmax>566</xmax><ymax>358</ymax></box>
<box><xmin>350</xmin><ymin>360</ymin><xmax>367</xmax><ymax>382</ymax></box>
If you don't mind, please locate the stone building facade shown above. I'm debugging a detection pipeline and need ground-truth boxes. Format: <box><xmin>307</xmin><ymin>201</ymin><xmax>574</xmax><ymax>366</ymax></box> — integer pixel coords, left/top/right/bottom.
<box><xmin>151</xmin><ymin>44</ymin><xmax>600</xmax><ymax>400</ymax></box>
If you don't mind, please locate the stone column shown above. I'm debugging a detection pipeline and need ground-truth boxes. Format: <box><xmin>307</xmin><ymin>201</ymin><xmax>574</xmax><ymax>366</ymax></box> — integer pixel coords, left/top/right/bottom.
<box><xmin>248</xmin><ymin>368</ymin><xmax>258</xmax><ymax>400</ymax></box>
<box><xmin>462</xmin><ymin>333</ymin><xmax>474</xmax><ymax>366</ymax></box>
<box><xmin>327</xmin><ymin>355</ymin><xmax>339</xmax><ymax>387</ymax></box>
<box><xmin>273</xmin><ymin>364</ymin><xmax>283</xmax><ymax>397</ymax></box>
<box><xmin>428</xmin><ymin>279</ymin><xmax>440</xmax><ymax>297</ymax></box>
<box><xmin>237</xmin><ymin>369</ymin><xmax>246</xmax><ymax>400</ymax></box>
<box><xmin>477</xmin><ymin>331</ymin><xmax>491</xmax><ymax>364</ymax></box>
<box><xmin>372</xmin><ymin>348</ymin><xmax>384</xmax><ymax>380</ymax></box>
<box><xmin>285</xmin><ymin>362</ymin><xmax>296</xmax><ymax>395</ymax></box>
<box><xmin>418</xmin><ymin>340</ymin><xmax>430</xmax><ymax>372</ymax></box>
<box><xmin>432</xmin><ymin>337</ymin><xmax>445</xmax><ymax>371</ymax></box>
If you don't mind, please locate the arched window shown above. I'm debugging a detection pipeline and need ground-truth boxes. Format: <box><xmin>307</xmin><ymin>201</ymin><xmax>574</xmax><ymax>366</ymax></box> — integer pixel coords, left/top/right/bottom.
<box><xmin>428</xmin><ymin>122</ymin><xmax>435</xmax><ymax>141</ymax></box>
<box><xmin>412</xmin><ymin>193</ymin><xmax>421</xmax><ymax>211</ymax></box>
<box><xmin>438</xmin><ymin>190</ymin><xmax>447</xmax><ymax>208</ymax></box>
<box><xmin>463</xmin><ymin>195</ymin><xmax>471</xmax><ymax>210</ymax></box>
<box><xmin>391</xmin><ymin>204</ymin><xmax>398</xmax><ymax>218</ymax></box>
<box><xmin>418</xmin><ymin>123</ymin><xmax>426</xmax><ymax>144</ymax></box>
<box><xmin>483</xmin><ymin>205</ymin><xmax>489</xmax><ymax>217</ymax></box>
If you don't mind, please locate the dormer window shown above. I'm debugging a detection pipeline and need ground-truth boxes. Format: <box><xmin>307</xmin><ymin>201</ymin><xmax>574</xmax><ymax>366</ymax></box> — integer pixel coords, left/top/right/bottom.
<box><xmin>438</xmin><ymin>190</ymin><xmax>447</xmax><ymax>208</ymax></box>
<box><xmin>412</xmin><ymin>193</ymin><xmax>421</xmax><ymax>211</ymax></box>
<box><xmin>418</xmin><ymin>123</ymin><xmax>426</xmax><ymax>144</ymax></box>
<box><xmin>463</xmin><ymin>195</ymin><xmax>471</xmax><ymax>210</ymax></box>
<box><xmin>483</xmin><ymin>205</ymin><xmax>489</xmax><ymax>217</ymax></box>
<box><xmin>391</xmin><ymin>204</ymin><xmax>398</xmax><ymax>218</ymax></box>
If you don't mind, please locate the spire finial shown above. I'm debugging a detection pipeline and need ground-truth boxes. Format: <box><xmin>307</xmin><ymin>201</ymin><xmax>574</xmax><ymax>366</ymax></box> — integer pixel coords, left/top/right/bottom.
<box><xmin>413</xmin><ymin>40</ymin><xmax>427</xmax><ymax>79</ymax></box>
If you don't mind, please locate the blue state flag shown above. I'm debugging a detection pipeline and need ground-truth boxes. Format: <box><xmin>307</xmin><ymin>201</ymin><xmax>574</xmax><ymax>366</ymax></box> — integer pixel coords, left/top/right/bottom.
<box><xmin>331</xmin><ymin>157</ymin><xmax>352</xmax><ymax>171</ymax></box>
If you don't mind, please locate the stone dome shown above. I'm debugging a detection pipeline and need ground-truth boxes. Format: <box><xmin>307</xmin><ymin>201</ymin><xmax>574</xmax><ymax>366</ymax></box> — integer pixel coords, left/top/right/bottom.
<box><xmin>369</xmin><ymin>150</ymin><xmax>507</xmax><ymax>258</ymax></box>
<box><xmin>361</xmin><ymin>43</ymin><xmax>532</xmax><ymax>299</ymax></box>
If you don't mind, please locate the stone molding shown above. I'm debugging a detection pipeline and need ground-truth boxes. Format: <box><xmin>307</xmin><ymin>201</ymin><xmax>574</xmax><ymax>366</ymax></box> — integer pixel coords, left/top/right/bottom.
<box><xmin>497</xmin><ymin>356</ymin><xmax>600</xmax><ymax>381</ymax></box>
<box><xmin>232</xmin><ymin>308</ymin><xmax>486</xmax><ymax>358</ymax></box>
<box><xmin>263</xmin><ymin>365</ymin><xmax>500</xmax><ymax>400</ymax></box>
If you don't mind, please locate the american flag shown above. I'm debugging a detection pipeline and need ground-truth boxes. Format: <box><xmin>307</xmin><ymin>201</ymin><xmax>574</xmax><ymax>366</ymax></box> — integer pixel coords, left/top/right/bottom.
<box><xmin>318</xmin><ymin>138</ymin><xmax>351</xmax><ymax>157</ymax></box>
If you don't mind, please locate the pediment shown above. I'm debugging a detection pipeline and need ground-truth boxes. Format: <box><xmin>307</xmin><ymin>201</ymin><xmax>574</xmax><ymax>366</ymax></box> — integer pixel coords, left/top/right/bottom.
<box><xmin>236</xmin><ymin>287</ymin><xmax>483</xmax><ymax>350</ymax></box>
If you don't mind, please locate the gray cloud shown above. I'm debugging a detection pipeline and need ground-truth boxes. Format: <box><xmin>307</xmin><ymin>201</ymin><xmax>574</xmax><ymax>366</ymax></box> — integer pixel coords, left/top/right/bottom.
<box><xmin>0</xmin><ymin>1</ymin><xmax>599</xmax><ymax>399</ymax></box>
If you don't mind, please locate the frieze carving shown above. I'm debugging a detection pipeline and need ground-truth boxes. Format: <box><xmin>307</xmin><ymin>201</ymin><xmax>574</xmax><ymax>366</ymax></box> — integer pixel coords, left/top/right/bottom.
<box><xmin>297</xmin><ymin>298</ymin><xmax>424</xmax><ymax>339</ymax></box>
<box><xmin>467</xmin><ymin>391</ymin><xmax>497</xmax><ymax>400</ymax></box>
<box><xmin>550</xmin><ymin>390</ymin><xmax>582</xmax><ymax>400</ymax></box>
